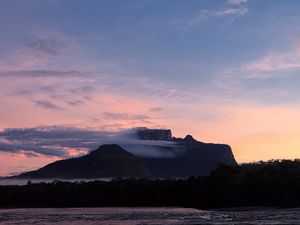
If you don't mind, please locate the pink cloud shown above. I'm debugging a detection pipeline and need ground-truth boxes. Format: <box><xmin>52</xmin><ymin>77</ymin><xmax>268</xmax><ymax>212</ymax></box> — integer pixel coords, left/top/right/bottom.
<box><xmin>222</xmin><ymin>42</ymin><xmax>300</xmax><ymax>80</ymax></box>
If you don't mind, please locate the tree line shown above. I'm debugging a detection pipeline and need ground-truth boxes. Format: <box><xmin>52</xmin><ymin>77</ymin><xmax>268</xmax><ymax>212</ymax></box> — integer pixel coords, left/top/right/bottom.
<box><xmin>0</xmin><ymin>159</ymin><xmax>299</xmax><ymax>209</ymax></box>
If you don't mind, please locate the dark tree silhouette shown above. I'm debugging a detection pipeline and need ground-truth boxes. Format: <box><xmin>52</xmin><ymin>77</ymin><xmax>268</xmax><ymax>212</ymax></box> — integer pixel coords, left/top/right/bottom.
<box><xmin>0</xmin><ymin>159</ymin><xmax>299</xmax><ymax>209</ymax></box>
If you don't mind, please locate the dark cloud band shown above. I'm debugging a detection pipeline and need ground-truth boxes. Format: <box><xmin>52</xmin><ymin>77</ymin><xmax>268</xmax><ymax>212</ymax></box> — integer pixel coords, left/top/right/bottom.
<box><xmin>0</xmin><ymin>126</ymin><xmax>182</xmax><ymax>158</ymax></box>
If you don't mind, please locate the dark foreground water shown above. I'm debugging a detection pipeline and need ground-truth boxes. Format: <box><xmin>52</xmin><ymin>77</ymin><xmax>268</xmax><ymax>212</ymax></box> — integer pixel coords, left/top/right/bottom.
<box><xmin>0</xmin><ymin>207</ymin><xmax>299</xmax><ymax>225</ymax></box>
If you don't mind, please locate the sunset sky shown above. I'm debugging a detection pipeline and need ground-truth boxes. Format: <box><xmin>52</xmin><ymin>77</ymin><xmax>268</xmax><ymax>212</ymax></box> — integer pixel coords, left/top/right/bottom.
<box><xmin>0</xmin><ymin>0</ymin><xmax>300</xmax><ymax>176</ymax></box>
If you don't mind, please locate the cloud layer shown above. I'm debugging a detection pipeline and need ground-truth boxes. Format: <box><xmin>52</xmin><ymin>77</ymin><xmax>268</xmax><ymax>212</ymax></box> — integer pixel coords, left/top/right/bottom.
<box><xmin>0</xmin><ymin>126</ymin><xmax>182</xmax><ymax>159</ymax></box>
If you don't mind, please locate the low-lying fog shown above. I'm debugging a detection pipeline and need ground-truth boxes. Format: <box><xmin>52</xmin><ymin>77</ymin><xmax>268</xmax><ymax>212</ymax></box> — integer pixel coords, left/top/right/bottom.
<box><xmin>0</xmin><ymin>178</ymin><xmax>113</xmax><ymax>186</ymax></box>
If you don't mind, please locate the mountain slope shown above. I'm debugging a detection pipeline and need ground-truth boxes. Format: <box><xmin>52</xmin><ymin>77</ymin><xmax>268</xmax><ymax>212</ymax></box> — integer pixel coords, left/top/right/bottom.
<box><xmin>17</xmin><ymin>144</ymin><xmax>151</xmax><ymax>179</ymax></box>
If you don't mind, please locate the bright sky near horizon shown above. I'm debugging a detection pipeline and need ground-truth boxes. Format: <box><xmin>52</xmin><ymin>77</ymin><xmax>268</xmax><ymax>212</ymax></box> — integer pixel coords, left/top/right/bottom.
<box><xmin>0</xmin><ymin>0</ymin><xmax>300</xmax><ymax>176</ymax></box>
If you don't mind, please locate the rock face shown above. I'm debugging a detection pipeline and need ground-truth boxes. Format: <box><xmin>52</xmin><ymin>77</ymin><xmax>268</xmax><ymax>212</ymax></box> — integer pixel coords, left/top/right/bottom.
<box><xmin>138</xmin><ymin>129</ymin><xmax>237</xmax><ymax>177</ymax></box>
<box><xmin>143</xmin><ymin>141</ymin><xmax>236</xmax><ymax>177</ymax></box>
<box><xmin>17</xmin><ymin>144</ymin><xmax>151</xmax><ymax>179</ymax></box>
<box><xmin>136</xmin><ymin>128</ymin><xmax>172</xmax><ymax>140</ymax></box>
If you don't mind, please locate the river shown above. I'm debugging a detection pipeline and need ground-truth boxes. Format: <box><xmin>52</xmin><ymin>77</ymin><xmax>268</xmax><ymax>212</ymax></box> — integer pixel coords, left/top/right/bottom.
<box><xmin>0</xmin><ymin>207</ymin><xmax>299</xmax><ymax>225</ymax></box>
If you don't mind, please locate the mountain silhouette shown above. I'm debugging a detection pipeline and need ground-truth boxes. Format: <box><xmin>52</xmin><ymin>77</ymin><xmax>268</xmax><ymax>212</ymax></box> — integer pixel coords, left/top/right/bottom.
<box><xmin>138</xmin><ymin>129</ymin><xmax>237</xmax><ymax>177</ymax></box>
<box><xmin>14</xmin><ymin>129</ymin><xmax>237</xmax><ymax>179</ymax></box>
<box><xmin>17</xmin><ymin>144</ymin><xmax>151</xmax><ymax>179</ymax></box>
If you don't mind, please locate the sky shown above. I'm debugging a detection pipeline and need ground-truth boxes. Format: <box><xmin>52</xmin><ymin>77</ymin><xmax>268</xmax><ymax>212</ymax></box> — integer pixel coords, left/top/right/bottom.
<box><xmin>0</xmin><ymin>0</ymin><xmax>300</xmax><ymax>176</ymax></box>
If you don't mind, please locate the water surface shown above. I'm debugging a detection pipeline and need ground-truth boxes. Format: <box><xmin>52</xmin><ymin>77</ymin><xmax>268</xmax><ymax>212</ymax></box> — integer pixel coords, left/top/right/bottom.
<box><xmin>0</xmin><ymin>207</ymin><xmax>299</xmax><ymax>225</ymax></box>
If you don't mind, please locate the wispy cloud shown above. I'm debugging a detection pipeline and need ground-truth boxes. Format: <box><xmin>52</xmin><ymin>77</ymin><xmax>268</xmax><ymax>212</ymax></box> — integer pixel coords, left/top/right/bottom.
<box><xmin>221</xmin><ymin>43</ymin><xmax>300</xmax><ymax>81</ymax></box>
<box><xmin>35</xmin><ymin>100</ymin><xmax>63</xmax><ymax>110</ymax></box>
<box><xmin>0</xmin><ymin>30</ymin><xmax>205</xmax><ymax>129</ymax></box>
<box><xmin>26</xmin><ymin>35</ymin><xmax>67</xmax><ymax>56</ymax></box>
<box><xmin>0</xmin><ymin>70</ymin><xmax>82</xmax><ymax>78</ymax></box>
<box><xmin>149</xmin><ymin>107</ymin><xmax>164</xmax><ymax>112</ymax></box>
<box><xmin>215</xmin><ymin>7</ymin><xmax>248</xmax><ymax>17</ymax></box>
<box><xmin>227</xmin><ymin>0</ymin><xmax>248</xmax><ymax>5</ymax></box>
<box><xmin>102</xmin><ymin>112</ymin><xmax>151</xmax><ymax>121</ymax></box>
<box><xmin>0</xmin><ymin>31</ymin><xmax>197</xmax><ymax>104</ymax></box>
<box><xmin>168</xmin><ymin>6</ymin><xmax>249</xmax><ymax>31</ymax></box>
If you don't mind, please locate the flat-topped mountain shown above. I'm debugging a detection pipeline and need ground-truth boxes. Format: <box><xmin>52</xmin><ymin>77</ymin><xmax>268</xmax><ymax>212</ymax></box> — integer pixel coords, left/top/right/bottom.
<box><xmin>138</xmin><ymin>128</ymin><xmax>237</xmax><ymax>177</ymax></box>
<box><xmin>14</xmin><ymin>128</ymin><xmax>237</xmax><ymax>179</ymax></box>
<box><xmin>17</xmin><ymin>144</ymin><xmax>151</xmax><ymax>179</ymax></box>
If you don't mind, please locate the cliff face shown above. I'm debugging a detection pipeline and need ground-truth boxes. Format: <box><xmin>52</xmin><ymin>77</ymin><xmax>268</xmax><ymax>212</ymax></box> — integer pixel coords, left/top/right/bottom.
<box><xmin>136</xmin><ymin>128</ymin><xmax>172</xmax><ymax>140</ymax></box>
<box><xmin>138</xmin><ymin>129</ymin><xmax>237</xmax><ymax>177</ymax></box>
<box><xmin>143</xmin><ymin>143</ymin><xmax>236</xmax><ymax>177</ymax></box>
